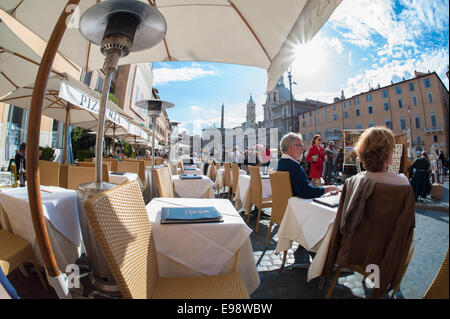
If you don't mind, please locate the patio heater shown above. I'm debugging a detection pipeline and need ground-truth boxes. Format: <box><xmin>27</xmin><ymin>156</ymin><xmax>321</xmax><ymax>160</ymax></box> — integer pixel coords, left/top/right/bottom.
<box><xmin>75</xmin><ymin>0</ymin><xmax>166</xmax><ymax>297</ymax></box>
<box><xmin>136</xmin><ymin>100</ymin><xmax>174</xmax><ymax>199</ymax></box>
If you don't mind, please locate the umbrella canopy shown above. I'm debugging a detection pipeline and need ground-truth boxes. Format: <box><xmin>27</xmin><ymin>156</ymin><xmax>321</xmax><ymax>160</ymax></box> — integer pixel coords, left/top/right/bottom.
<box><xmin>0</xmin><ymin>72</ymin><xmax>133</xmax><ymax>133</ymax></box>
<box><xmin>0</xmin><ymin>0</ymin><xmax>342</xmax><ymax>91</ymax></box>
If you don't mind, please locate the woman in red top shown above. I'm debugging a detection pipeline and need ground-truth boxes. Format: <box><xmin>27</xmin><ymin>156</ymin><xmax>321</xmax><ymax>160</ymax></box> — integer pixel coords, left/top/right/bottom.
<box><xmin>306</xmin><ymin>135</ymin><xmax>325</xmax><ymax>186</ymax></box>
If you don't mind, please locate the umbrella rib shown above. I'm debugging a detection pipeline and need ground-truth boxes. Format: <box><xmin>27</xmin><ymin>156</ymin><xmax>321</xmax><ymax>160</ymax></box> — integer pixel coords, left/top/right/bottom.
<box><xmin>151</xmin><ymin>1</ymin><xmax>174</xmax><ymax>61</ymax></box>
<box><xmin>0</xmin><ymin>71</ymin><xmax>19</xmax><ymax>89</ymax></box>
<box><xmin>10</xmin><ymin>0</ymin><xmax>25</xmax><ymax>15</ymax></box>
<box><xmin>227</xmin><ymin>1</ymin><xmax>271</xmax><ymax>63</ymax></box>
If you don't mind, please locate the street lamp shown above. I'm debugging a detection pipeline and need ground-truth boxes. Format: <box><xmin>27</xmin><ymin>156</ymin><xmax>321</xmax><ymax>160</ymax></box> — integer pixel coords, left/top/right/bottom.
<box><xmin>287</xmin><ymin>67</ymin><xmax>298</xmax><ymax>132</ymax></box>
<box><xmin>136</xmin><ymin>99</ymin><xmax>174</xmax><ymax>199</ymax></box>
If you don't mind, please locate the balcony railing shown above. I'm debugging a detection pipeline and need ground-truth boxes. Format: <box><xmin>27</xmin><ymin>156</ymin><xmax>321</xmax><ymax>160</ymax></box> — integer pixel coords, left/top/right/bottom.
<box><xmin>424</xmin><ymin>126</ymin><xmax>443</xmax><ymax>133</ymax></box>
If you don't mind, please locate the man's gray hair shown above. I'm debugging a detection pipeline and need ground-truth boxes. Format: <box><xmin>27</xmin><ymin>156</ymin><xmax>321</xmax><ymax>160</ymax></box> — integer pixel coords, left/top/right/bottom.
<box><xmin>280</xmin><ymin>132</ymin><xmax>302</xmax><ymax>153</ymax></box>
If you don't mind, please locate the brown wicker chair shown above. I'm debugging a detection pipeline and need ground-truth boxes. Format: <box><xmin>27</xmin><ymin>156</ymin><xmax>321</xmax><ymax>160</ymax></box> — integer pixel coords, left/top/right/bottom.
<box><xmin>423</xmin><ymin>248</ymin><xmax>449</xmax><ymax>299</ymax></box>
<box><xmin>39</xmin><ymin>160</ymin><xmax>60</xmax><ymax>186</ymax></box>
<box><xmin>267</xmin><ymin>172</ymin><xmax>292</xmax><ymax>268</ymax></box>
<box><xmin>59</xmin><ymin>164</ymin><xmax>109</xmax><ymax>189</ymax></box>
<box><xmin>247</xmin><ymin>166</ymin><xmax>272</xmax><ymax>232</ymax></box>
<box><xmin>0</xmin><ymin>229</ymin><xmax>47</xmax><ymax>291</ymax></box>
<box><xmin>83</xmin><ymin>180</ymin><xmax>249</xmax><ymax>299</ymax></box>
<box><xmin>231</xmin><ymin>163</ymin><xmax>240</xmax><ymax>201</ymax></box>
<box><xmin>153</xmin><ymin>167</ymin><xmax>174</xmax><ymax>198</ymax></box>
<box><xmin>223</xmin><ymin>162</ymin><xmax>232</xmax><ymax>199</ymax></box>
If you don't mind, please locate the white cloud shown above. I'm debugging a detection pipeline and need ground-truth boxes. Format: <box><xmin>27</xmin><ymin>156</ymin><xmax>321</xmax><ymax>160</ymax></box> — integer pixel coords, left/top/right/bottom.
<box><xmin>153</xmin><ymin>66</ymin><xmax>216</xmax><ymax>85</ymax></box>
<box><xmin>190</xmin><ymin>105</ymin><xmax>202</xmax><ymax>113</ymax></box>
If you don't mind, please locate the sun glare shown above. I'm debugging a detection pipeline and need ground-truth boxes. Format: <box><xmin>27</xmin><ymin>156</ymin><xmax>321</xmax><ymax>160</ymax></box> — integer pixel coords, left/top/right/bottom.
<box><xmin>292</xmin><ymin>40</ymin><xmax>327</xmax><ymax>75</ymax></box>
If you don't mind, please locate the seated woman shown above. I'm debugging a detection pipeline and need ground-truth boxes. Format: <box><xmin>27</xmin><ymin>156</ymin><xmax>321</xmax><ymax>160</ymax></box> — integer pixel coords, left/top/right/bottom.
<box><xmin>408</xmin><ymin>151</ymin><xmax>431</xmax><ymax>201</ymax></box>
<box><xmin>340</xmin><ymin>126</ymin><xmax>410</xmax><ymax>234</ymax></box>
<box><xmin>355</xmin><ymin>126</ymin><xmax>409</xmax><ymax>186</ymax></box>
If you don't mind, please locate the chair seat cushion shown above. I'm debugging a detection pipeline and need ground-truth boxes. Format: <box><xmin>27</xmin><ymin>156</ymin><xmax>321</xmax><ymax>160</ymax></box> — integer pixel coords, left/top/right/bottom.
<box><xmin>0</xmin><ymin>230</ymin><xmax>32</xmax><ymax>274</ymax></box>
<box><xmin>152</xmin><ymin>272</ymin><xmax>249</xmax><ymax>299</ymax></box>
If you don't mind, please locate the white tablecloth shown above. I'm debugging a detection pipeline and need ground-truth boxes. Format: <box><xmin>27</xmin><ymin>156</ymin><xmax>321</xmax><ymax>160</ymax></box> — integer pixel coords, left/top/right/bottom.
<box><xmin>275</xmin><ymin>196</ymin><xmax>339</xmax><ymax>281</ymax></box>
<box><xmin>172</xmin><ymin>175</ymin><xmax>214</xmax><ymax>198</ymax></box>
<box><xmin>146</xmin><ymin>197</ymin><xmax>260</xmax><ymax>294</ymax></box>
<box><xmin>234</xmin><ymin>175</ymin><xmax>272</xmax><ymax>214</ymax></box>
<box><xmin>214</xmin><ymin>168</ymin><xmax>247</xmax><ymax>190</ymax></box>
<box><xmin>0</xmin><ymin>186</ymin><xmax>82</xmax><ymax>270</ymax></box>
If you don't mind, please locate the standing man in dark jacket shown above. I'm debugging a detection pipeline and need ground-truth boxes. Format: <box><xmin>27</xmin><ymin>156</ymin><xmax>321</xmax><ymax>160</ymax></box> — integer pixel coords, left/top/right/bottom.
<box><xmin>276</xmin><ymin>133</ymin><xmax>339</xmax><ymax>199</ymax></box>
<box><xmin>15</xmin><ymin>143</ymin><xmax>26</xmax><ymax>170</ymax></box>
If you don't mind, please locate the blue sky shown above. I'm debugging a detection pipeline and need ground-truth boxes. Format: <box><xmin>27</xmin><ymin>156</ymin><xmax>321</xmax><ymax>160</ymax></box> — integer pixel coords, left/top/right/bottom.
<box><xmin>152</xmin><ymin>0</ymin><xmax>449</xmax><ymax>134</ymax></box>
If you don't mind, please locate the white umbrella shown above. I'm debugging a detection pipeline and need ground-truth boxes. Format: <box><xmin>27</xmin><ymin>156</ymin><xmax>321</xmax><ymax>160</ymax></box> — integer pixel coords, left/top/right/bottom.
<box><xmin>0</xmin><ymin>0</ymin><xmax>342</xmax><ymax>91</ymax></box>
<box><xmin>0</xmin><ymin>72</ymin><xmax>135</xmax><ymax>162</ymax></box>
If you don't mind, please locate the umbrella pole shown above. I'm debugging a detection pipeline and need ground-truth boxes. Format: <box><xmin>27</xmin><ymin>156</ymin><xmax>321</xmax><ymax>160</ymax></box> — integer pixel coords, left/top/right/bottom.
<box><xmin>151</xmin><ymin>117</ymin><xmax>156</xmax><ymax>198</ymax></box>
<box><xmin>112</xmin><ymin>123</ymin><xmax>116</xmax><ymax>156</ymax></box>
<box><xmin>26</xmin><ymin>0</ymin><xmax>80</xmax><ymax>299</ymax></box>
<box><xmin>63</xmin><ymin>103</ymin><xmax>70</xmax><ymax>164</ymax></box>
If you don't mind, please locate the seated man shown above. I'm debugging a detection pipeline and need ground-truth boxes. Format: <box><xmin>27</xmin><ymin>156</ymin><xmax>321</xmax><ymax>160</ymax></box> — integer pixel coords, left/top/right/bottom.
<box><xmin>277</xmin><ymin>132</ymin><xmax>339</xmax><ymax>198</ymax></box>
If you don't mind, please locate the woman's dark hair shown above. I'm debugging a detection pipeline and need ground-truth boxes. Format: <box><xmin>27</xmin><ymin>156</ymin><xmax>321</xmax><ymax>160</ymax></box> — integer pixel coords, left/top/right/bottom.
<box><xmin>311</xmin><ymin>135</ymin><xmax>321</xmax><ymax>146</ymax></box>
<box><xmin>19</xmin><ymin>143</ymin><xmax>26</xmax><ymax>153</ymax></box>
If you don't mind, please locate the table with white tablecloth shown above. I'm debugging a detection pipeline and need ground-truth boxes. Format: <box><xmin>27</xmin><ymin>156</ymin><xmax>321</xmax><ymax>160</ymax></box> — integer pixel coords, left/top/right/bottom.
<box><xmin>108</xmin><ymin>171</ymin><xmax>139</xmax><ymax>185</ymax></box>
<box><xmin>214</xmin><ymin>168</ymin><xmax>247</xmax><ymax>190</ymax></box>
<box><xmin>172</xmin><ymin>175</ymin><xmax>214</xmax><ymax>198</ymax></box>
<box><xmin>234</xmin><ymin>175</ymin><xmax>272</xmax><ymax>215</ymax></box>
<box><xmin>275</xmin><ymin>196</ymin><xmax>339</xmax><ymax>282</ymax></box>
<box><xmin>0</xmin><ymin>186</ymin><xmax>82</xmax><ymax>271</ymax></box>
<box><xmin>146</xmin><ymin>197</ymin><xmax>260</xmax><ymax>294</ymax></box>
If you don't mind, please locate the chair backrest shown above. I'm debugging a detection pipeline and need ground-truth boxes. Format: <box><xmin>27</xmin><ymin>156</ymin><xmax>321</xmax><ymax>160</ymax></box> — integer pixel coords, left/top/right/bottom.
<box><xmin>269</xmin><ymin>171</ymin><xmax>292</xmax><ymax>225</ymax></box>
<box><xmin>164</xmin><ymin>163</ymin><xmax>173</xmax><ymax>180</ymax></box>
<box><xmin>231</xmin><ymin>163</ymin><xmax>240</xmax><ymax>191</ymax></box>
<box><xmin>143</xmin><ymin>159</ymin><xmax>152</xmax><ymax>167</ymax></box>
<box><xmin>110</xmin><ymin>158</ymin><xmax>119</xmax><ymax>171</ymax></box>
<box><xmin>322</xmin><ymin>181</ymin><xmax>415</xmax><ymax>298</ymax></box>
<box><xmin>215</xmin><ymin>162</ymin><xmax>220</xmax><ymax>171</ymax></box>
<box><xmin>79</xmin><ymin>161</ymin><xmax>112</xmax><ymax>172</ymax></box>
<box><xmin>171</xmin><ymin>163</ymin><xmax>178</xmax><ymax>175</ymax></box>
<box><xmin>117</xmin><ymin>161</ymin><xmax>140</xmax><ymax>178</ymax></box>
<box><xmin>153</xmin><ymin>167</ymin><xmax>174</xmax><ymax>198</ymax></box>
<box><xmin>39</xmin><ymin>160</ymin><xmax>60</xmax><ymax>186</ymax></box>
<box><xmin>177</xmin><ymin>161</ymin><xmax>184</xmax><ymax>174</ymax></box>
<box><xmin>84</xmin><ymin>180</ymin><xmax>158</xmax><ymax>299</ymax></box>
<box><xmin>423</xmin><ymin>248</ymin><xmax>449</xmax><ymax>299</ymax></box>
<box><xmin>248</xmin><ymin>166</ymin><xmax>262</xmax><ymax>206</ymax></box>
<box><xmin>59</xmin><ymin>165</ymin><xmax>98</xmax><ymax>190</ymax></box>
<box><xmin>223</xmin><ymin>162</ymin><xmax>231</xmax><ymax>187</ymax></box>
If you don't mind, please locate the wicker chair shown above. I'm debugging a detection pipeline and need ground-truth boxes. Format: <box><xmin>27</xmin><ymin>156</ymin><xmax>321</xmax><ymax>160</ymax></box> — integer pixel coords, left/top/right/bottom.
<box><xmin>83</xmin><ymin>180</ymin><xmax>249</xmax><ymax>299</ymax></box>
<box><xmin>0</xmin><ymin>229</ymin><xmax>47</xmax><ymax>291</ymax></box>
<box><xmin>59</xmin><ymin>164</ymin><xmax>109</xmax><ymax>189</ymax></box>
<box><xmin>267</xmin><ymin>171</ymin><xmax>292</xmax><ymax>267</ymax></box>
<box><xmin>231</xmin><ymin>163</ymin><xmax>240</xmax><ymax>201</ymax></box>
<box><xmin>423</xmin><ymin>248</ymin><xmax>449</xmax><ymax>299</ymax></box>
<box><xmin>153</xmin><ymin>167</ymin><xmax>174</xmax><ymax>198</ymax></box>
<box><xmin>164</xmin><ymin>164</ymin><xmax>173</xmax><ymax>180</ymax></box>
<box><xmin>223</xmin><ymin>162</ymin><xmax>232</xmax><ymax>199</ymax></box>
<box><xmin>170</xmin><ymin>163</ymin><xmax>178</xmax><ymax>175</ymax></box>
<box><xmin>247</xmin><ymin>166</ymin><xmax>272</xmax><ymax>232</ymax></box>
<box><xmin>39</xmin><ymin>160</ymin><xmax>60</xmax><ymax>186</ymax></box>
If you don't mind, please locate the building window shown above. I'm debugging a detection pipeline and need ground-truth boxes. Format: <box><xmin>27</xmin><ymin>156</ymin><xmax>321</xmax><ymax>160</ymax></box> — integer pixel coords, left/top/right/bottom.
<box><xmin>356</xmin><ymin>108</ymin><xmax>360</xmax><ymax>116</ymax></box>
<box><xmin>309</xmin><ymin>112</ymin><xmax>312</xmax><ymax>117</ymax></box>
<box><xmin>384</xmin><ymin>102</ymin><xmax>389</xmax><ymax>111</ymax></box>
<box><xmin>324</xmin><ymin>114</ymin><xmax>328</xmax><ymax>123</ymax></box>
<box><xmin>409</xmin><ymin>82</ymin><xmax>415</xmax><ymax>91</ymax></box>
<box><xmin>382</xmin><ymin>90</ymin><xmax>388</xmax><ymax>98</ymax></box>
<box><xmin>424</xmin><ymin>78</ymin><xmax>431</xmax><ymax>88</ymax></box>
<box><xmin>333</xmin><ymin>105</ymin><xmax>336</xmax><ymax>111</ymax></box>
<box><xmin>396</xmin><ymin>86</ymin><xmax>402</xmax><ymax>94</ymax></box>
<box><xmin>367</xmin><ymin>94</ymin><xmax>372</xmax><ymax>102</ymax></box>
<box><xmin>433</xmin><ymin>135</ymin><xmax>438</xmax><ymax>143</ymax></box>
<box><xmin>400</xmin><ymin>117</ymin><xmax>406</xmax><ymax>131</ymax></box>
<box><xmin>430</xmin><ymin>112</ymin><xmax>437</xmax><ymax>127</ymax></box>
<box><xmin>368</xmin><ymin>105</ymin><xmax>373</xmax><ymax>114</ymax></box>
<box><xmin>302</xmin><ymin>113</ymin><xmax>305</xmax><ymax>119</ymax></box>
<box><xmin>344</xmin><ymin>125</ymin><xmax>350</xmax><ymax>130</ymax></box>
<box><xmin>309</xmin><ymin>132</ymin><xmax>313</xmax><ymax>140</ymax></box>
<box><xmin>417</xmin><ymin>136</ymin><xmax>421</xmax><ymax>145</ymax></box>
<box><xmin>386</xmin><ymin>120</ymin><xmax>393</xmax><ymax>130</ymax></box>
<box><xmin>317</xmin><ymin>118</ymin><xmax>320</xmax><ymax>125</ymax></box>
<box><xmin>325</xmin><ymin>130</ymin><xmax>329</xmax><ymax>137</ymax></box>
<box><xmin>334</xmin><ymin>128</ymin><xmax>338</xmax><ymax>136</ymax></box>
<box><xmin>368</xmin><ymin>121</ymin><xmax>375</xmax><ymax>127</ymax></box>
<box><xmin>317</xmin><ymin>129</ymin><xmax>321</xmax><ymax>135</ymax></box>
<box><xmin>83</xmin><ymin>71</ymin><xmax>92</xmax><ymax>87</ymax></box>
<box><xmin>415</xmin><ymin>115</ymin><xmax>421</xmax><ymax>129</ymax></box>
<box><xmin>303</xmin><ymin>121</ymin><xmax>306</xmax><ymax>127</ymax></box>
<box><xmin>344</xmin><ymin>111</ymin><xmax>348</xmax><ymax>119</ymax></box>
<box><xmin>412</xmin><ymin>95</ymin><xmax>417</xmax><ymax>106</ymax></box>
<box><xmin>354</xmin><ymin>97</ymin><xmax>359</xmax><ymax>105</ymax></box>
<box><xmin>398</xmin><ymin>99</ymin><xmax>403</xmax><ymax>108</ymax></box>
<box><xmin>309</xmin><ymin>119</ymin><xmax>312</xmax><ymax>126</ymax></box>
<box><xmin>95</xmin><ymin>75</ymin><xmax>104</xmax><ymax>92</ymax></box>
<box><xmin>428</xmin><ymin>92</ymin><xmax>433</xmax><ymax>103</ymax></box>
<box><xmin>356</xmin><ymin>123</ymin><xmax>362</xmax><ymax>129</ymax></box>
<box><xmin>349</xmin><ymin>100</ymin><xmax>352</xmax><ymax>107</ymax></box>
<box><xmin>333</xmin><ymin>113</ymin><xmax>337</xmax><ymax>121</ymax></box>
<box><xmin>273</xmin><ymin>93</ymin><xmax>276</xmax><ymax>102</ymax></box>
<box><xmin>343</xmin><ymin>101</ymin><xmax>346</xmax><ymax>108</ymax></box>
